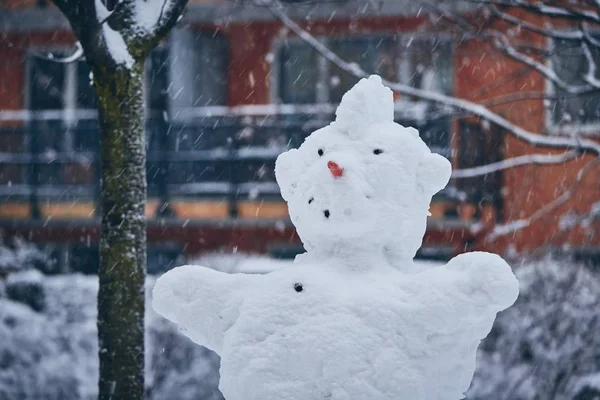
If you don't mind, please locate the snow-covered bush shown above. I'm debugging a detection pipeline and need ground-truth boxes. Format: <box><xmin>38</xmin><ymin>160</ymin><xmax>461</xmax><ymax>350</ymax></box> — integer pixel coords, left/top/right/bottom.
<box><xmin>146</xmin><ymin>304</ymin><xmax>223</xmax><ymax>400</ymax></box>
<box><xmin>2</xmin><ymin>251</ymin><xmax>599</xmax><ymax>399</ymax></box>
<box><xmin>5</xmin><ymin>270</ymin><xmax>45</xmax><ymax>312</ymax></box>
<box><xmin>467</xmin><ymin>257</ymin><xmax>600</xmax><ymax>400</ymax></box>
<box><xmin>0</xmin><ymin>238</ymin><xmax>54</xmax><ymax>276</ymax></box>
<box><xmin>0</xmin><ymin>275</ymin><xmax>223</xmax><ymax>400</ymax></box>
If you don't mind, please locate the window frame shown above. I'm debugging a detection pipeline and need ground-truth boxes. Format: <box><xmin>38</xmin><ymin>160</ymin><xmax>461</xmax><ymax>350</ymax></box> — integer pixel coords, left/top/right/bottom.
<box><xmin>25</xmin><ymin>46</ymin><xmax>99</xmax><ymax>121</ymax></box>
<box><xmin>270</xmin><ymin>32</ymin><xmax>455</xmax><ymax>105</ymax></box>
<box><xmin>270</xmin><ymin>31</ymin><xmax>455</xmax><ymax>160</ymax></box>
<box><xmin>545</xmin><ymin>34</ymin><xmax>600</xmax><ymax>137</ymax></box>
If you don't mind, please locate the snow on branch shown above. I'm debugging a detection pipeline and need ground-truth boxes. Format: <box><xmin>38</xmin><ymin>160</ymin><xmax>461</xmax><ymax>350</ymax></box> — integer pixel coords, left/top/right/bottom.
<box><xmin>264</xmin><ymin>0</ymin><xmax>600</xmax><ymax>157</ymax></box>
<box><xmin>452</xmin><ymin>150</ymin><xmax>580</xmax><ymax>179</ymax></box>
<box><xmin>486</xmin><ymin>3</ymin><xmax>586</xmax><ymax>41</ymax></box>
<box><xmin>489</xmin><ymin>32</ymin><xmax>594</xmax><ymax>94</ymax></box>
<box><xmin>6</xmin><ymin>40</ymin><xmax>84</xmax><ymax>64</ymax></box>
<box><xmin>464</xmin><ymin>0</ymin><xmax>600</xmax><ymax>24</ymax></box>
<box><xmin>419</xmin><ymin>0</ymin><xmax>598</xmax><ymax>95</ymax></box>
<box><xmin>95</xmin><ymin>0</ymin><xmax>116</xmax><ymax>23</ymax></box>
<box><xmin>101</xmin><ymin>22</ymin><xmax>135</xmax><ymax>68</ymax></box>
<box><xmin>582</xmin><ymin>42</ymin><xmax>600</xmax><ymax>89</ymax></box>
<box><xmin>488</xmin><ymin>157</ymin><xmax>600</xmax><ymax>240</ymax></box>
<box><xmin>133</xmin><ymin>0</ymin><xmax>189</xmax><ymax>44</ymax></box>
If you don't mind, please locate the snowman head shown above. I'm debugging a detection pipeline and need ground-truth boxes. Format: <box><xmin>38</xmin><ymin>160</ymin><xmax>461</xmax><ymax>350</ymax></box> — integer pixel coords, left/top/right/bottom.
<box><xmin>275</xmin><ymin>75</ymin><xmax>451</xmax><ymax>265</ymax></box>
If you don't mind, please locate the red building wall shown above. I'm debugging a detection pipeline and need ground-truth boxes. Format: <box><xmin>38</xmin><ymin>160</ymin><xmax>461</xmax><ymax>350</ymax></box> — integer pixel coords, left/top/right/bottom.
<box><xmin>1</xmin><ymin>8</ymin><xmax>599</xmax><ymax>257</ymax></box>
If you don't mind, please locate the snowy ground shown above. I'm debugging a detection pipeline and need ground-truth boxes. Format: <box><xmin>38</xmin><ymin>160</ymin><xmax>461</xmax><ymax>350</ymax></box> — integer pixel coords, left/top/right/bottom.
<box><xmin>1</xmin><ymin>252</ymin><xmax>599</xmax><ymax>400</ymax></box>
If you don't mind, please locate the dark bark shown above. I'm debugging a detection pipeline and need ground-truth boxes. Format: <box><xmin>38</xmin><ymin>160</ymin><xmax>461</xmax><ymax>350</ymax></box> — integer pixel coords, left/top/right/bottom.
<box><xmin>47</xmin><ymin>1</ymin><xmax>189</xmax><ymax>399</ymax></box>
<box><xmin>94</xmin><ymin>63</ymin><xmax>147</xmax><ymax>400</ymax></box>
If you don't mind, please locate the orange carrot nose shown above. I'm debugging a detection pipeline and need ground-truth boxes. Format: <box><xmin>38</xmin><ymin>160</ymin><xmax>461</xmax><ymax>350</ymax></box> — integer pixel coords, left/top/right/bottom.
<box><xmin>327</xmin><ymin>161</ymin><xmax>344</xmax><ymax>178</ymax></box>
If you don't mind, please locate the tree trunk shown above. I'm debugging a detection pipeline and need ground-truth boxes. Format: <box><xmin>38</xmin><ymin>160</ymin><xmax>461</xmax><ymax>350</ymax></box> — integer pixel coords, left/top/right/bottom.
<box><xmin>94</xmin><ymin>63</ymin><xmax>146</xmax><ymax>400</ymax></box>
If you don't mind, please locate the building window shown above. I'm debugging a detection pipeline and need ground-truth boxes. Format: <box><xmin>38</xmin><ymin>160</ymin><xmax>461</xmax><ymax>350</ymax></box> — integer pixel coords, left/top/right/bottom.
<box><xmin>160</xmin><ymin>30</ymin><xmax>229</xmax><ymax>118</ymax></box>
<box><xmin>550</xmin><ymin>38</ymin><xmax>600</xmax><ymax>130</ymax></box>
<box><xmin>277</xmin><ymin>34</ymin><xmax>453</xmax><ymax>104</ymax></box>
<box><xmin>145</xmin><ymin>31</ymin><xmax>230</xmax><ymax>195</ymax></box>
<box><xmin>277</xmin><ymin>34</ymin><xmax>453</xmax><ymax>159</ymax></box>
<box><xmin>27</xmin><ymin>54</ymin><xmax>98</xmax><ymax>188</ymax></box>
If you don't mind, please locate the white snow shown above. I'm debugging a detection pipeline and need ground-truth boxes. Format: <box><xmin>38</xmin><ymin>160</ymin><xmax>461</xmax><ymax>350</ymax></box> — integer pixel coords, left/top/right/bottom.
<box><xmin>133</xmin><ymin>0</ymin><xmax>167</xmax><ymax>34</ymax></box>
<box><xmin>152</xmin><ymin>76</ymin><xmax>519</xmax><ymax>400</ymax></box>
<box><xmin>94</xmin><ymin>0</ymin><xmax>112</xmax><ymax>22</ymax></box>
<box><xmin>100</xmin><ymin>15</ymin><xmax>135</xmax><ymax>69</ymax></box>
<box><xmin>0</xmin><ymin>272</ymin><xmax>222</xmax><ymax>400</ymax></box>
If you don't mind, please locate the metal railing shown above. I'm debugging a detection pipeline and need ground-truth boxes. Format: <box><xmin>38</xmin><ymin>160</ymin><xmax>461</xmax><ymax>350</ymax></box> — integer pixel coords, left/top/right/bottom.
<box><xmin>0</xmin><ymin>104</ymin><xmax>460</xmax><ymax>220</ymax></box>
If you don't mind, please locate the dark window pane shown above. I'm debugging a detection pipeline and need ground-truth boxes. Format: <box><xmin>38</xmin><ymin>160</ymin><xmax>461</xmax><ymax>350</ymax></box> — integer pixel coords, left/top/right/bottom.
<box><xmin>551</xmin><ymin>38</ymin><xmax>600</xmax><ymax>126</ymax></box>
<box><xmin>278</xmin><ymin>35</ymin><xmax>452</xmax><ymax>105</ymax></box>
<box><xmin>72</xmin><ymin>120</ymin><xmax>100</xmax><ymax>152</ymax></box>
<box><xmin>279</xmin><ymin>40</ymin><xmax>319</xmax><ymax>104</ymax></box>
<box><xmin>76</xmin><ymin>60</ymin><xmax>97</xmax><ymax>109</ymax></box>
<box><xmin>147</xmin><ymin>47</ymin><xmax>171</xmax><ymax>117</ymax></box>
<box><xmin>196</xmin><ymin>33</ymin><xmax>229</xmax><ymax>106</ymax></box>
<box><xmin>328</xmin><ymin>36</ymin><xmax>393</xmax><ymax>103</ymax></box>
<box><xmin>165</xmin><ymin>30</ymin><xmax>229</xmax><ymax>117</ymax></box>
<box><xmin>29</xmin><ymin>57</ymin><xmax>65</xmax><ymax>110</ymax></box>
<box><xmin>63</xmin><ymin>162</ymin><xmax>95</xmax><ymax>184</ymax></box>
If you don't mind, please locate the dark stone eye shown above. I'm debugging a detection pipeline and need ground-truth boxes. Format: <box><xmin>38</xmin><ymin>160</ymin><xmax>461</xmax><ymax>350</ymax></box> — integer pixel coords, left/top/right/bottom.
<box><xmin>373</xmin><ymin>149</ymin><xmax>383</xmax><ymax>155</ymax></box>
<box><xmin>324</xmin><ymin>209</ymin><xmax>330</xmax><ymax>218</ymax></box>
<box><xmin>308</xmin><ymin>197</ymin><xmax>314</xmax><ymax>204</ymax></box>
<box><xmin>318</xmin><ymin>149</ymin><xmax>324</xmax><ymax>156</ymax></box>
<box><xmin>294</xmin><ymin>283</ymin><xmax>303</xmax><ymax>292</ymax></box>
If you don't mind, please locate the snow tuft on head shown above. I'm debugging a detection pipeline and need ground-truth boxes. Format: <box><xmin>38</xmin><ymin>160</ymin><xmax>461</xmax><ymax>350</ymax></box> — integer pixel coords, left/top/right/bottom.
<box><xmin>333</xmin><ymin>75</ymin><xmax>394</xmax><ymax>137</ymax></box>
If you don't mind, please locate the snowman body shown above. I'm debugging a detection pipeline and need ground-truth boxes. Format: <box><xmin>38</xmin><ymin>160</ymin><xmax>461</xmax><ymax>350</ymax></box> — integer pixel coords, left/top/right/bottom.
<box><xmin>152</xmin><ymin>76</ymin><xmax>519</xmax><ymax>400</ymax></box>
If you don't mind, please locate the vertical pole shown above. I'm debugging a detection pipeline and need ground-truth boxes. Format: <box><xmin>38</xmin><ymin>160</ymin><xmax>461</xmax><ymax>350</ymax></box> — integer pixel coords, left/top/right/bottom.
<box><xmin>28</xmin><ymin>119</ymin><xmax>41</xmax><ymax>220</ymax></box>
<box><xmin>95</xmin><ymin>64</ymin><xmax>146</xmax><ymax>400</ymax></box>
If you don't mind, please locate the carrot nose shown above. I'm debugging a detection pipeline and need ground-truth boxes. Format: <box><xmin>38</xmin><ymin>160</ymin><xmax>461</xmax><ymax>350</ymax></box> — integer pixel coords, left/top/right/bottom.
<box><xmin>327</xmin><ymin>161</ymin><xmax>344</xmax><ymax>178</ymax></box>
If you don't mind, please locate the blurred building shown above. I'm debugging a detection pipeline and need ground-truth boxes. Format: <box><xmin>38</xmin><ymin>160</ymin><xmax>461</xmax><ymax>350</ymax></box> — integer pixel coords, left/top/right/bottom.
<box><xmin>0</xmin><ymin>0</ymin><xmax>599</xmax><ymax>271</ymax></box>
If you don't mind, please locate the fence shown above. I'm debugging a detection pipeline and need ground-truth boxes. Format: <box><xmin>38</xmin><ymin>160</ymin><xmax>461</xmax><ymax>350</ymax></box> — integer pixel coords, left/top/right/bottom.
<box><xmin>0</xmin><ymin>104</ymin><xmax>461</xmax><ymax>221</ymax></box>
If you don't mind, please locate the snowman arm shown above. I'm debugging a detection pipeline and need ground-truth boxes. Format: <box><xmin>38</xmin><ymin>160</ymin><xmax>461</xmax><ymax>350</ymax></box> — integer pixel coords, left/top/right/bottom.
<box><xmin>409</xmin><ymin>252</ymin><xmax>518</xmax><ymax>338</ymax></box>
<box><xmin>441</xmin><ymin>251</ymin><xmax>520</xmax><ymax>311</ymax></box>
<box><xmin>152</xmin><ymin>265</ymin><xmax>254</xmax><ymax>353</ymax></box>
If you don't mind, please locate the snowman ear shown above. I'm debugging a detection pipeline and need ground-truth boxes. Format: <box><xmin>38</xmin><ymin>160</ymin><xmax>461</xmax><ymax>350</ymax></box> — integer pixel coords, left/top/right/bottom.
<box><xmin>417</xmin><ymin>152</ymin><xmax>452</xmax><ymax>196</ymax></box>
<box><xmin>275</xmin><ymin>148</ymin><xmax>302</xmax><ymax>201</ymax></box>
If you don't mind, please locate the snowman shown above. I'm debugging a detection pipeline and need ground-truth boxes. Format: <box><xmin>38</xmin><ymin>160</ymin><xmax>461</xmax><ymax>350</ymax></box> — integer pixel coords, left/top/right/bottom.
<box><xmin>152</xmin><ymin>75</ymin><xmax>519</xmax><ymax>400</ymax></box>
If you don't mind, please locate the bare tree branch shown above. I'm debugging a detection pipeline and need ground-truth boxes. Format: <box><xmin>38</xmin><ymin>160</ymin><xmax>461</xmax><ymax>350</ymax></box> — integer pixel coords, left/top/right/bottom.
<box><xmin>4</xmin><ymin>37</ymin><xmax>85</xmax><ymax>63</ymax></box>
<box><xmin>452</xmin><ymin>151</ymin><xmax>580</xmax><ymax>178</ymax></box>
<box><xmin>33</xmin><ymin>42</ymin><xmax>85</xmax><ymax>63</ymax></box>
<box><xmin>264</xmin><ymin>0</ymin><xmax>600</xmax><ymax>156</ymax></box>
<box><xmin>147</xmin><ymin>0</ymin><xmax>189</xmax><ymax>50</ymax></box>
<box><xmin>487</xmin><ymin>157</ymin><xmax>600</xmax><ymax>240</ymax></box>
<box><xmin>487</xmin><ymin>3</ymin><xmax>585</xmax><ymax>40</ymax></box>
<box><xmin>462</xmin><ymin>0</ymin><xmax>600</xmax><ymax>24</ymax></box>
<box><xmin>582</xmin><ymin>41</ymin><xmax>600</xmax><ymax>88</ymax></box>
<box><xmin>418</xmin><ymin>0</ymin><xmax>598</xmax><ymax>95</ymax></box>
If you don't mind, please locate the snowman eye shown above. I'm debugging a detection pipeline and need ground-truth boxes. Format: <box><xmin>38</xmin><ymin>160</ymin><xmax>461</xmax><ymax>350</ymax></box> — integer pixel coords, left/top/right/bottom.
<box><xmin>318</xmin><ymin>149</ymin><xmax>324</xmax><ymax>156</ymax></box>
<box><xmin>308</xmin><ymin>197</ymin><xmax>314</xmax><ymax>204</ymax></box>
<box><xmin>373</xmin><ymin>149</ymin><xmax>384</xmax><ymax>155</ymax></box>
<box><xmin>294</xmin><ymin>283</ymin><xmax>303</xmax><ymax>292</ymax></box>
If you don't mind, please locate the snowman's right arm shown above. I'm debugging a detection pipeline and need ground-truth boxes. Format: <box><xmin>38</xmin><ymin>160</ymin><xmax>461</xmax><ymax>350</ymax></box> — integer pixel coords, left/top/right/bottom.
<box><xmin>442</xmin><ymin>251</ymin><xmax>519</xmax><ymax>311</ymax></box>
<box><xmin>152</xmin><ymin>265</ymin><xmax>254</xmax><ymax>353</ymax></box>
<box><xmin>410</xmin><ymin>252</ymin><xmax>519</xmax><ymax>335</ymax></box>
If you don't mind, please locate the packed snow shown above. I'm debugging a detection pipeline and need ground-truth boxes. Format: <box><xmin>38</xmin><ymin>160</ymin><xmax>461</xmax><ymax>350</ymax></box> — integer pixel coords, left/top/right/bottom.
<box><xmin>133</xmin><ymin>0</ymin><xmax>167</xmax><ymax>34</ymax></box>
<box><xmin>0</xmin><ymin>246</ymin><xmax>598</xmax><ymax>399</ymax></box>
<box><xmin>153</xmin><ymin>76</ymin><xmax>519</xmax><ymax>400</ymax></box>
<box><xmin>101</xmin><ymin>23</ymin><xmax>135</xmax><ymax>69</ymax></box>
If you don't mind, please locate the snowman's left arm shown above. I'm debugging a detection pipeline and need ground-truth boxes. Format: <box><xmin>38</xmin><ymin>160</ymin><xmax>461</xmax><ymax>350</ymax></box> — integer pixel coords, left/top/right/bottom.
<box><xmin>152</xmin><ymin>265</ymin><xmax>254</xmax><ymax>353</ymax></box>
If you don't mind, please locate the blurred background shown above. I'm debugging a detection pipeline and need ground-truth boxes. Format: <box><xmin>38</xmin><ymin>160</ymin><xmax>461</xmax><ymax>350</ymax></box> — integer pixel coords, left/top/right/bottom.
<box><xmin>0</xmin><ymin>0</ymin><xmax>599</xmax><ymax>399</ymax></box>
